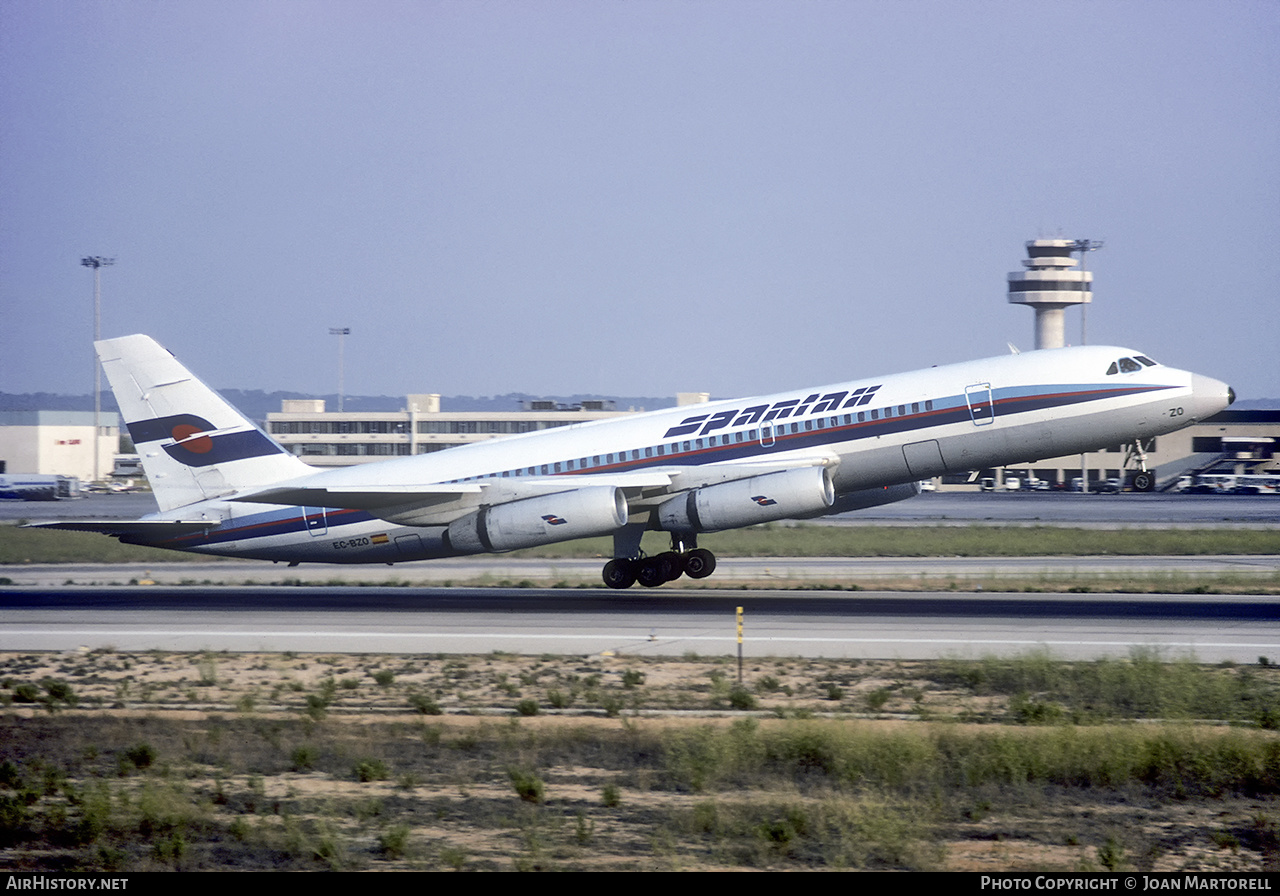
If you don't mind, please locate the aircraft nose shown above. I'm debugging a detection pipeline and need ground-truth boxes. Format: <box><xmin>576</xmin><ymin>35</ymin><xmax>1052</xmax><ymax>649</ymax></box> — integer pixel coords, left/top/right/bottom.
<box><xmin>1189</xmin><ymin>374</ymin><xmax>1234</xmax><ymax>420</ymax></box>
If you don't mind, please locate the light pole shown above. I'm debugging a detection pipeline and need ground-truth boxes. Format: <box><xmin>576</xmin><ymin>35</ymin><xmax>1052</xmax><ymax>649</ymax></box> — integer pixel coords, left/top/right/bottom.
<box><xmin>1069</xmin><ymin>239</ymin><xmax>1104</xmax><ymax>346</ymax></box>
<box><xmin>1068</xmin><ymin>240</ymin><xmax>1103</xmax><ymax>493</ymax></box>
<box><xmin>81</xmin><ymin>256</ymin><xmax>115</xmax><ymax>481</ymax></box>
<box><xmin>330</xmin><ymin>327</ymin><xmax>350</xmax><ymax>412</ymax></box>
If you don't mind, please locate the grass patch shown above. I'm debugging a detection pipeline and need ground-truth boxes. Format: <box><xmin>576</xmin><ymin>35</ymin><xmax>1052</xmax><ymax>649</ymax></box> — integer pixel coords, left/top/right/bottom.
<box><xmin>0</xmin><ymin>526</ymin><xmax>221</xmax><ymax>564</ymax></box>
<box><xmin>1</xmin><ymin>649</ymin><xmax>1279</xmax><ymax>871</ymax></box>
<box><xmin>504</xmin><ymin>524</ymin><xmax>1280</xmax><ymax>560</ymax></box>
<box><xmin>931</xmin><ymin>647</ymin><xmax>1280</xmax><ymax>725</ymax></box>
<box><xmin>3</xmin><ymin>707</ymin><xmax>1277</xmax><ymax>871</ymax></box>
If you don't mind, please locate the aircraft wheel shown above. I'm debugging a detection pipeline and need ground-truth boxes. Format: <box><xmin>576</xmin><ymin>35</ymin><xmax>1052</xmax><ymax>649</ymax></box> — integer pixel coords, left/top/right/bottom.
<box><xmin>1131</xmin><ymin>471</ymin><xmax>1155</xmax><ymax>492</ymax></box>
<box><xmin>637</xmin><ymin>557</ymin><xmax>669</xmax><ymax>588</ymax></box>
<box><xmin>685</xmin><ymin>548</ymin><xmax>717</xmax><ymax>579</ymax></box>
<box><xmin>659</xmin><ymin>551</ymin><xmax>685</xmax><ymax>582</ymax></box>
<box><xmin>602</xmin><ymin>559</ymin><xmax>637</xmax><ymax>589</ymax></box>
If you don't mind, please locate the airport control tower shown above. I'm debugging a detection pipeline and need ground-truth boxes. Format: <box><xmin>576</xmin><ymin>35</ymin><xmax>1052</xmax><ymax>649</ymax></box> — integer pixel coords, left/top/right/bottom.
<box><xmin>1007</xmin><ymin>239</ymin><xmax>1093</xmax><ymax>349</ymax></box>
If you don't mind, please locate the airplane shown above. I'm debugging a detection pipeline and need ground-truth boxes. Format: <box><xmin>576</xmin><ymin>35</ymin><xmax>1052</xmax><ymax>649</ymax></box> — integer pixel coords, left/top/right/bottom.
<box><xmin>0</xmin><ymin>474</ymin><xmax>77</xmax><ymax>501</ymax></box>
<box><xmin>29</xmin><ymin>334</ymin><xmax>1234</xmax><ymax>588</ymax></box>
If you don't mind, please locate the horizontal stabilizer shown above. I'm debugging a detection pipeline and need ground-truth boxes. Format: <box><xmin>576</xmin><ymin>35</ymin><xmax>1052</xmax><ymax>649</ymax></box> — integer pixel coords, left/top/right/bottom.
<box><xmin>24</xmin><ymin>519</ymin><xmax>222</xmax><ymax>537</ymax></box>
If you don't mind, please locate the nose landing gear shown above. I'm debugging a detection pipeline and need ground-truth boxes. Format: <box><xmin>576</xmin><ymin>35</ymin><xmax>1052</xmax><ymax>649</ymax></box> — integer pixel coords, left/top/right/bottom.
<box><xmin>1125</xmin><ymin>439</ymin><xmax>1156</xmax><ymax>492</ymax></box>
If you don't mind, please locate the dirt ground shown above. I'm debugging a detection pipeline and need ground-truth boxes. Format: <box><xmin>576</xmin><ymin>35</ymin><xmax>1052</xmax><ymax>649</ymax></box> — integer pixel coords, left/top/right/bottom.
<box><xmin>1</xmin><ymin>649</ymin><xmax>1277</xmax><ymax>871</ymax></box>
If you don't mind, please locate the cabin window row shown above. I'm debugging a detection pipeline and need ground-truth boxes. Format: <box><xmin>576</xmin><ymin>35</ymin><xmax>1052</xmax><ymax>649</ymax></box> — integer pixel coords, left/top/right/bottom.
<box><xmin>271</xmin><ymin>419</ymin><xmax>580</xmax><ymax>435</ymax></box>
<box><xmin>452</xmin><ymin>399</ymin><xmax>938</xmax><ymax>482</ymax></box>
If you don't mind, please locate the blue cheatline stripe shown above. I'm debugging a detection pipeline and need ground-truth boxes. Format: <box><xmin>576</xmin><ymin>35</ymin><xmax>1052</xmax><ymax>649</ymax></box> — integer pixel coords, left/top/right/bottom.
<box><xmin>133</xmin><ymin>381</ymin><xmax>1175</xmax><ymax>552</ymax></box>
<box><xmin>496</xmin><ymin>382</ymin><xmax>1174</xmax><ymax>476</ymax></box>
<box><xmin>131</xmin><ymin>506</ymin><xmax>376</xmax><ymax>549</ymax></box>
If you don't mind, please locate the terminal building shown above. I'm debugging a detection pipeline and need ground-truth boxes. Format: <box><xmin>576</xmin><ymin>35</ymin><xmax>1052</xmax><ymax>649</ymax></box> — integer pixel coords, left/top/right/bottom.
<box><xmin>266</xmin><ymin>393</ymin><xmax>710</xmax><ymax>467</ymax></box>
<box><xmin>961</xmin><ymin>408</ymin><xmax>1279</xmax><ymax>492</ymax></box>
<box><xmin>0</xmin><ymin>411</ymin><xmax>120</xmax><ymax>482</ymax></box>
<box><xmin>264</xmin><ymin>394</ymin><xmax>1278</xmax><ymax>490</ymax></box>
<box><xmin>262</xmin><ymin>390</ymin><xmax>1277</xmax><ymax>495</ymax></box>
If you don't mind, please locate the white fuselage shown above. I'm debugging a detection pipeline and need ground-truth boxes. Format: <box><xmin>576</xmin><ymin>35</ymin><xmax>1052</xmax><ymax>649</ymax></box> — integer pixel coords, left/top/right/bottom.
<box><xmin>122</xmin><ymin>344</ymin><xmax>1231</xmax><ymax>564</ymax></box>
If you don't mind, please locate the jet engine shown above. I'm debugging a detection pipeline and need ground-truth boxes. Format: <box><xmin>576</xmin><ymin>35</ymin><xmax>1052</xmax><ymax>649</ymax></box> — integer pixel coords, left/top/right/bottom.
<box><xmin>657</xmin><ymin>466</ymin><xmax>834</xmax><ymax>532</ymax></box>
<box><xmin>446</xmin><ymin>486</ymin><xmax>628</xmax><ymax>553</ymax></box>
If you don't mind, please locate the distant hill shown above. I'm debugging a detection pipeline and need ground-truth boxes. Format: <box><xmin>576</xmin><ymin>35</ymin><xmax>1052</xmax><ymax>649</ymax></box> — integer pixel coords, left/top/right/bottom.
<box><xmin>0</xmin><ymin>392</ymin><xmax>109</xmax><ymax>413</ymax></box>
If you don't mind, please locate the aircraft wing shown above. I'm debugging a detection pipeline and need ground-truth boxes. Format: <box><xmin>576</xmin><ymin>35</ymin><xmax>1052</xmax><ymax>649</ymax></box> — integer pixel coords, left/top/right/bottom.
<box><xmin>225</xmin><ymin>456</ymin><xmax>833</xmax><ymax>525</ymax></box>
<box><xmin>230</xmin><ymin>471</ymin><xmax>677</xmax><ymax>524</ymax></box>
<box><xmin>665</xmin><ymin>454</ymin><xmax>838</xmax><ymax>492</ymax></box>
<box><xmin>231</xmin><ymin>482</ymin><xmax>485</xmax><ymax>511</ymax></box>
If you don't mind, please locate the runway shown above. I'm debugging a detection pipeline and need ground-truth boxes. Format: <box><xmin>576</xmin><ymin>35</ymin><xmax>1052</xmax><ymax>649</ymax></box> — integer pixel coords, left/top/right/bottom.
<box><xmin>4</xmin><ymin>492</ymin><xmax>1275</xmax><ymax>660</ymax></box>
<box><xmin>2</xmin><ymin>586</ymin><xmax>1277</xmax><ymax>662</ymax></box>
<box><xmin>5</xmin><ymin>553</ymin><xmax>1280</xmax><ymax>588</ymax></box>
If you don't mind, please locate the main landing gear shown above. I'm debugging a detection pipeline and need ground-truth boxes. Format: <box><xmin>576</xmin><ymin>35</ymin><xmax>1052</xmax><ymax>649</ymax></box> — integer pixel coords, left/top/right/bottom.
<box><xmin>602</xmin><ymin>533</ymin><xmax>717</xmax><ymax>589</ymax></box>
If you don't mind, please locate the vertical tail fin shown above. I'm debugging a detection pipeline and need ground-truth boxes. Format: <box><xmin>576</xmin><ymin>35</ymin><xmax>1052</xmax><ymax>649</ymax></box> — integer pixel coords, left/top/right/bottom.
<box><xmin>98</xmin><ymin>335</ymin><xmax>313</xmax><ymax>512</ymax></box>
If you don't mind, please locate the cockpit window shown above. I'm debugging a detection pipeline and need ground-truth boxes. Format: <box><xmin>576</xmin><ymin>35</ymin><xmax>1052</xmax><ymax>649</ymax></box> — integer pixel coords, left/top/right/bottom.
<box><xmin>1107</xmin><ymin>356</ymin><xmax>1153</xmax><ymax>375</ymax></box>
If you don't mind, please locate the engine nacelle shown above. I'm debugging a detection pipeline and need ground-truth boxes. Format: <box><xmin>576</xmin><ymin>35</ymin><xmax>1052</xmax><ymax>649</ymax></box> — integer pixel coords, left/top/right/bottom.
<box><xmin>657</xmin><ymin>466</ymin><xmax>834</xmax><ymax>533</ymax></box>
<box><xmin>446</xmin><ymin>486</ymin><xmax>628</xmax><ymax>553</ymax></box>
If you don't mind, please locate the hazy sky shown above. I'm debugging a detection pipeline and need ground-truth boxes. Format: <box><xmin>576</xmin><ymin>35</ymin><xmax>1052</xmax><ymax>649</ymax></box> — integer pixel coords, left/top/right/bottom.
<box><xmin>2</xmin><ymin>1</ymin><xmax>1276</xmax><ymax>403</ymax></box>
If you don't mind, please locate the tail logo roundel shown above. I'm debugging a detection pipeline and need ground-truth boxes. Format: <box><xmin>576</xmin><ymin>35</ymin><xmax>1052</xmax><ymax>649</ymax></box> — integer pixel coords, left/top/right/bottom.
<box><xmin>170</xmin><ymin>423</ymin><xmax>213</xmax><ymax>454</ymax></box>
<box><xmin>127</xmin><ymin>413</ymin><xmax>283</xmax><ymax>468</ymax></box>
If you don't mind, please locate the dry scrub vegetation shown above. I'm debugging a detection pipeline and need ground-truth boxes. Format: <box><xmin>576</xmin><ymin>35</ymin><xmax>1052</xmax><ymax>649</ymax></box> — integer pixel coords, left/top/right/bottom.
<box><xmin>2</xmin><ymin>649</ymin><xmax>1279</xmax><ymax>871</ymax></box>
